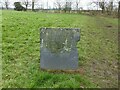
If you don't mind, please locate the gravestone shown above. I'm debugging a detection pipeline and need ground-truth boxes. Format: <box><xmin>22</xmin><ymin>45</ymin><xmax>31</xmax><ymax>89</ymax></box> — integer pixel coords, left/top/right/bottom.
<box><xmin>40</xmin><ymin>28</ymin><xmax>80</xmax><ymax>70</ymax></box>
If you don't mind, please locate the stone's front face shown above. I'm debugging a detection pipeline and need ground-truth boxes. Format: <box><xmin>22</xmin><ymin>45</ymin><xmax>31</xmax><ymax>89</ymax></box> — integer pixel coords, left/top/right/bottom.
<box><xmin>40</xmin><ymin>28</ymin><xmax>80</xmax><ymax>70</ymax></box>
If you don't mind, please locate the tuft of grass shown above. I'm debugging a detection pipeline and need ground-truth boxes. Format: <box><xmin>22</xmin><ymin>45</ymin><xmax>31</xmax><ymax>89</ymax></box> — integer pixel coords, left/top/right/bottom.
<box><xmin>2</xmin><ymin>10</ymin><xmax>118</xmax><ymax>88</ymax></box>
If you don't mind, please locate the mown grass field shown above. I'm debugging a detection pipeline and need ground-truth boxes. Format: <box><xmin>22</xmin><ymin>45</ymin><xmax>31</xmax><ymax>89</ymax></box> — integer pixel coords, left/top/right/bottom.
<box><xmin>2</xmin><ymin>10</ymin><xmax>118</xmax><ymax>88</ymax></box>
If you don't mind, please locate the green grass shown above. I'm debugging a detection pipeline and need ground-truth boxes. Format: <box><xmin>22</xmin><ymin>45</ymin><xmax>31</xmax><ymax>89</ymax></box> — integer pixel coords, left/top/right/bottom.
<box><xmin>0</xmin><ymin>10</ymin><xmax>2</xmax><ymax>89</ymax></box>
<box><xmin>2</xmin><ymin>10</ymin><xmax>118</xmax><ymax>88</ymax></box>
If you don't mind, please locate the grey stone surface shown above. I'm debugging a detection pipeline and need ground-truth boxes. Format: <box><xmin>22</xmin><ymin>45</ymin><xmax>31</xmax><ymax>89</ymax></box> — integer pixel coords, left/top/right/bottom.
<box><xmin>40</xmin><ymin>28</ymin><xmax>80</xmax><ymax>70</ymax></box>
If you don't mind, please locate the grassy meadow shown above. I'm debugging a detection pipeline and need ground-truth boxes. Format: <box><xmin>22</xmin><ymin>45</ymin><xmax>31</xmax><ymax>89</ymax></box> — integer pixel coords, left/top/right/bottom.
<box><xmin>2</xmin><ymin>10</ymin><xmax>118</xmax><ymax>88</ymax></box>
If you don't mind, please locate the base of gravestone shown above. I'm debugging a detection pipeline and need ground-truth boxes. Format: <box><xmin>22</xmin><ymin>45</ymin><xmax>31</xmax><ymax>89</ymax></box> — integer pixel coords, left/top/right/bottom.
<box><xmin>41</xmin><ymin>68</ymin><xmax>84</xmax><ymax>74</ymax></box>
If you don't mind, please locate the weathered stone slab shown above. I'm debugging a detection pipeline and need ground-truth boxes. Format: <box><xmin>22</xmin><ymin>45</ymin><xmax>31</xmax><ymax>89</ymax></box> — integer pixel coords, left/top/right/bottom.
<box><xmin>40</xmin><ymin>28</ymin><xmax>80</xmax><ymax>70</ymax></box>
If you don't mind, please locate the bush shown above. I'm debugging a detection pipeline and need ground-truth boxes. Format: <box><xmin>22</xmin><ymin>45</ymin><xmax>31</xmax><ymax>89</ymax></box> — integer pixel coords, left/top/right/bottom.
<box><xmin>14</xmin><ymin>2</ymin><xmax>26</xmax><ymax>11</ymax></box>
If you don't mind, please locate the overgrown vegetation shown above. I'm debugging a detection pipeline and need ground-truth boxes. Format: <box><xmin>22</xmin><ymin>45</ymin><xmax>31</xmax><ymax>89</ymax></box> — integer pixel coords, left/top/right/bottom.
<box><xmin>2</xmin><ymin>10</ymin><xmax>118</xmax><ymax>88</ymax></box>
<box><xmin>14</xmin><ymin>2</ymin><xmax>26</xmax><ymax>11</ymax></box>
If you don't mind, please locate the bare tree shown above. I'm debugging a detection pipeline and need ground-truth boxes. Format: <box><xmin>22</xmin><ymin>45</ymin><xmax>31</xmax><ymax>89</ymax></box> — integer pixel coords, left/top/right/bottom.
<box><xmin>64</xmin><ymin>0</ymin><xmax>72</xmax><ymax>13</ymax></box>
<box><xmin>22</xmin><ymin>0</ymin><xmax>31</xmax><ymax>10</ymax></box>
<box><xmin>32</xmin><ymin>0</ymin><xmax>38</xmax><ymax>11</ymax></box>
<box><xmin>99</xmin><ymin>0</ymin><xmax>106</xmax><ymax>13</ymax></box>
<box><xmin>105</xmin><ymin>0</ymin><xmax>113</xmax><ymax>14</ymax></box>
<box><xmin>76</xmin><ymin>0</ymin><xmax>80</xmax><ymax>13</ymax></box>
<box><xmin>88</xmin><ymin>0</ymin><xmax>119</xmax><ymax>16</ymax></box>
<box><xmin>92</xmin><ymin>1</ymin><xmax>99</xmax><ymax>11</ymax></box>
<box><xmin>91</xmin><ymin>0</ymin><xmax>106</xmax><ymax>13</ymax></box>
<box><xmin>32</xmin><ymin>0</ymin><xmax>34</xmax><ymax>11</ymax></box>
<box><xmin>4</xmin><ymin>0</ymin><xmax>10</xmax><ymax>9</ymax></box>
<box><xmin>109</xmin><ymin>0</ymin><xmax>113</xmax><ymax>11</ymax></box>
<box><xmin>54</xmin><ymin>0</ymin><xmax>63</xmax><ymax>10</ymax></box>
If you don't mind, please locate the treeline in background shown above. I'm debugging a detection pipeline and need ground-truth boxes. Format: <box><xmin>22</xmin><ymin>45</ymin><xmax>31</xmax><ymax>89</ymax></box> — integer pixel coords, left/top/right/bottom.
<box><xmin>0</xmin><ymin>0</ymin><xmax>120</xmax><ymax>17</ymax></box>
